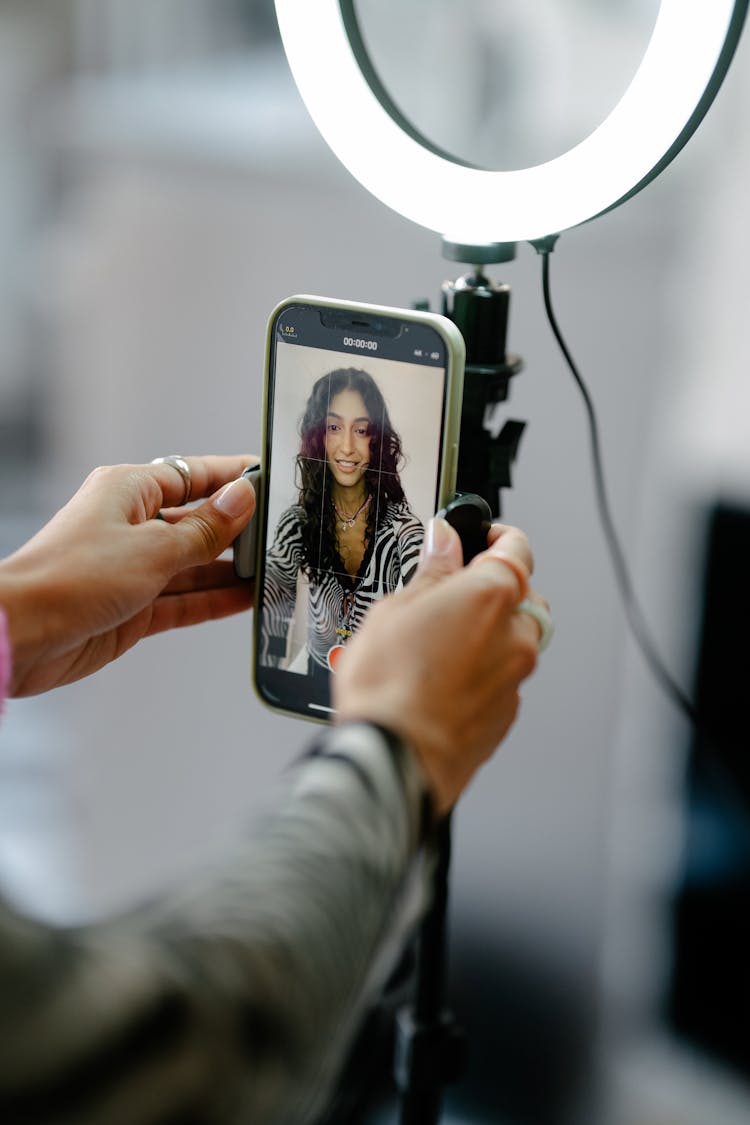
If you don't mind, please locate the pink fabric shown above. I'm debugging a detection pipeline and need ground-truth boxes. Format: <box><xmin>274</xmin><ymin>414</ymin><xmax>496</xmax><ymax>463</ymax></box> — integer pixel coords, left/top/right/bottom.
<box><xmin>0</xmin><ymin>607</ymin><xmax>10</xmax><ymax>717</ymax></box>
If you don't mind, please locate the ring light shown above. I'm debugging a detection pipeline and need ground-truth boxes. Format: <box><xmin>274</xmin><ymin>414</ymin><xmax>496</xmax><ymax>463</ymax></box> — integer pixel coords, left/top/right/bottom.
<box><xmin>274</xmin><ymin>0</ymin><xmax>748</xmax><ymax>244</ymax></box>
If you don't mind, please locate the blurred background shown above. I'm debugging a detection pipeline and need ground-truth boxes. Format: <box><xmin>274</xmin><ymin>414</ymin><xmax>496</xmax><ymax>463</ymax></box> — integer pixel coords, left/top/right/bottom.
<box><xmin>1</xmin><ymin>1</ymin><xmax>749</xmax><ymax>1122</ymax></box>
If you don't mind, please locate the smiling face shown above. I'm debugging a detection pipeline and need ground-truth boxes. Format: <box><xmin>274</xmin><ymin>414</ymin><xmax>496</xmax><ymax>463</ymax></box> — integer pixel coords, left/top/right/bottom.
<box><xmin>324</xmin><ymin>389</ymin><xmax>372</xmax><ymax>492</ymax></box>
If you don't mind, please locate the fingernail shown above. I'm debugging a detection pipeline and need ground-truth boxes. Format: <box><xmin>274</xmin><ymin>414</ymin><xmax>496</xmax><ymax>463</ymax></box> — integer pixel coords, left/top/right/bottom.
<box><xmin>423</xmin><ymin>517</ymin><xmax>454</xmax><ymax>559</ymax></box>
<box><xmin>213</xmin><ymin>476</ymin><xmax>254</xmax><ymax>518</ymax></box>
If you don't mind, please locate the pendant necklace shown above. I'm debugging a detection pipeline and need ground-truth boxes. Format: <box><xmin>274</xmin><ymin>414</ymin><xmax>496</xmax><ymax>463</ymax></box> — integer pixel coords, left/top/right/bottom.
<box><xmin>327</xmin><ymin>588</ymin><xmax>357</xmax><ymax>673</ymax></box>
<box><xmin>333</xmin><ymin>493</ymin><xmax>371</xmax><ymax>531</ymax></box>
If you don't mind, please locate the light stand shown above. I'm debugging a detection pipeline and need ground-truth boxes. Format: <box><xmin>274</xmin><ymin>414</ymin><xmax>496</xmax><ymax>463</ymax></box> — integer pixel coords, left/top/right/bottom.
<box><xmin>274</xmin><ymin>3</ymin><xmax>750</xmax><ymax>1119</ymax></box>
<box><xmin>394</xmin><ymin>815</ymin><xmax>463</xmax><ymax>1124</ymax></box>
<box><xmin>394</xmin><ymin>241</ymin><xmax>525</xmax><ymax>1123</ymax></box>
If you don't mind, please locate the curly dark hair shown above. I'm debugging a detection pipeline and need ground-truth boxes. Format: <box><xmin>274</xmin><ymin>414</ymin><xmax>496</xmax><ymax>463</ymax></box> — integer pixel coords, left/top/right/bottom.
<box><xmin>296</xmin><ymin>368</ymin><xmax>406</xmax><ymax>581</ymax></box>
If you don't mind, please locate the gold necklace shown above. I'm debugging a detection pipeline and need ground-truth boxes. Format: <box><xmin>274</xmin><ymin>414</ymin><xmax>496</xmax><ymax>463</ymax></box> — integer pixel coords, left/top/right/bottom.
<box><xmin>333</xmin><ymin>494</ymin><xmax>371</xmax><ymax>531</ymax></box>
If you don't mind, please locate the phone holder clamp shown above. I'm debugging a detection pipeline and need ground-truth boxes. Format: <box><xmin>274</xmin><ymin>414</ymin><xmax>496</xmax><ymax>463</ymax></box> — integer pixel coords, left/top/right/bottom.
<box><xmin>440</xmin><ymin>248</ymin><xmax>526</xmax><ymax>517</ymax></box>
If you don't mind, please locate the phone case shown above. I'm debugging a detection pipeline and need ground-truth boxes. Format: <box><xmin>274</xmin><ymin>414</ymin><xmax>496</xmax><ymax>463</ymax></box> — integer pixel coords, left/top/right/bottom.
<box><xmin>232</xmin><ymin>465</ymin><xmax>262</xmax><ymax>579</ymax></box>
<box><xmin>252</xmin><ymin>294</ymin><xmax>466</xmax><ymax>721</ymax></box>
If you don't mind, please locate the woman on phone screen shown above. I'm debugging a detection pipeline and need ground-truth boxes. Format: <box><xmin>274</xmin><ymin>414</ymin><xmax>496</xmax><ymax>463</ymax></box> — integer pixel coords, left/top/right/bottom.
<box><xmin>261</xmin><ymin>367</ymin><xmax>423</xmax><ymax>678</ymax></box>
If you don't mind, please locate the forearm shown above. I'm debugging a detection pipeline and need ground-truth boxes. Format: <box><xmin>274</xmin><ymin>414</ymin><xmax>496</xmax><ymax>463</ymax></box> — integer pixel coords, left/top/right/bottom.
<box><xmin>0</xmin><ymin>723</ymin><xmax>433</xmax><ymax>1125</ymax></box>
<box><xmin>0</xmin><ymin>558</ymin><xmax>66</xmax><ymax>696</ymax></box>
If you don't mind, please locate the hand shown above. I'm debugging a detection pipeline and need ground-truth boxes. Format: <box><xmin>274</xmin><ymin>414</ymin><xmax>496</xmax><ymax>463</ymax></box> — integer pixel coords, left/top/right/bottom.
<box><xmin>334</xmin><ymin>518</ymin><xmax>547</xmax><ymax>815</ymax></box>
<box><xmin>0</xmin><ymin>456</ymin><xmax>257</xmax><ymax>696</ymax></box>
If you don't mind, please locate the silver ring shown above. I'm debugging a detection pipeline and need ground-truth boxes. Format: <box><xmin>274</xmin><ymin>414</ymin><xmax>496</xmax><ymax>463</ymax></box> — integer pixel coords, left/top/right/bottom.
<box><xmin>151</xmin><ymin>455</ymin><xmax>192</xmax><ymax>505</ymax></box>
<box><xmin>514</xmin><ymin>598</ymin><xmax>554</xmax><ymax>653</ymax></box>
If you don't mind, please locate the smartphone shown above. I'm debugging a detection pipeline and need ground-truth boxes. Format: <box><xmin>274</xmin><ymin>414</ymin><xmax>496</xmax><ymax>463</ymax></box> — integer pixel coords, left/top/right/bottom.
<box><xmin>253</xmin><ymin>294</ymin><xmax>465</xmax><ymax>721</ymax></box>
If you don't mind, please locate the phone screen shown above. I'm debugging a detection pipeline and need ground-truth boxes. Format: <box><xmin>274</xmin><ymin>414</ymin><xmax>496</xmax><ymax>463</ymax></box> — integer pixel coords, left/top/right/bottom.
<box><xmin>254</xmin><ymin>298</ymin><xmax>460</xmax><ymax>720</ymax></box>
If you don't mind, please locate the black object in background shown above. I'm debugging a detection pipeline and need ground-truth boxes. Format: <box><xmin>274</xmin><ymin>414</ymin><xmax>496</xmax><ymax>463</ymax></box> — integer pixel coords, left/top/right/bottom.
<box><xmin>667</xmin><ymin>502</ymin><xmax>750</xmax><ymax>1079</ymax></box>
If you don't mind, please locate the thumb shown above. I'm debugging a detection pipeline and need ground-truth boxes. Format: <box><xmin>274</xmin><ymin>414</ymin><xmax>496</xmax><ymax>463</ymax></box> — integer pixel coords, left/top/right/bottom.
<box><xmin>171</xmin><ymin>475</ymin><xmax>256</xmax><ymax>566</ymax></box>
<box><xmin>413</xmin><ymin>517</ymin><xmax>464</xmax><ymax>583</ymax></box>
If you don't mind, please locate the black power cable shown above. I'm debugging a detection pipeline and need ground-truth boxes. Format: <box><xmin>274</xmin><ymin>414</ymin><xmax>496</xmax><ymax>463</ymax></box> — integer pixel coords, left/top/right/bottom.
<box><xmin>537</xmin><ymin>243</ymin><xmax>699</xmax><ymax>729</ymax></box>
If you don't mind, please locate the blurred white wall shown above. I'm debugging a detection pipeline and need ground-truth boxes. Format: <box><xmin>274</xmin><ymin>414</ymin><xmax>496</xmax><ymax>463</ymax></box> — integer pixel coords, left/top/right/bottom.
<box><xmin>1</xmin><ymin>3</ymin><xmax>750</xmax><ymax>1123</ymax></box>
<box><xmin>0</xmin><ymin>0</ymin><xmax>71</xmax><ymax>442</ymax></box>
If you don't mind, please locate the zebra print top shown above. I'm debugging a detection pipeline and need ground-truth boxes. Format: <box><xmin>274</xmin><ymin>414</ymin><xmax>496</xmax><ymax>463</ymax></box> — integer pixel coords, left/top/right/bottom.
<box><xmin>260</xmin><ymin>502</ymin><xmax>424</xmax><ymax>672</ymax></box>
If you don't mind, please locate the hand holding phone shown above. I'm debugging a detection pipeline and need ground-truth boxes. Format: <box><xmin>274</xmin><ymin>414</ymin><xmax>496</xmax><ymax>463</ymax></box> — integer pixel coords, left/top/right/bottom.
<box><xmin>333</xmin><ymin>518</ymin><xmax>539</xmax><ymax>814</ymax></box>
<box><xmin>252</xmin><ymin>295</ymin><xmax>465</xmax><ymax>721</ymax></box>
